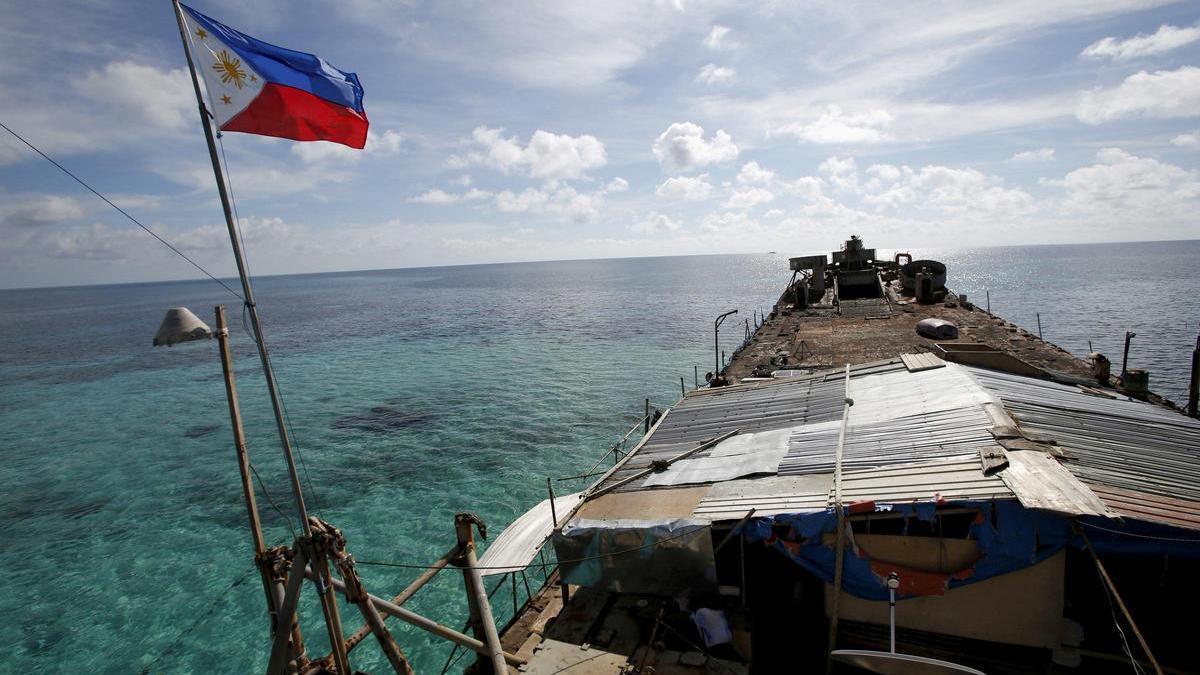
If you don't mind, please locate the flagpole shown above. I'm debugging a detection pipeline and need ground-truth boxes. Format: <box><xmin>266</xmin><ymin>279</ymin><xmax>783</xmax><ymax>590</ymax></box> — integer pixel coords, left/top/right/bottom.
<box><xmin>170</xmin><ymin>3</ymin><xmax>351</xmax><ymax>673</ymax></box>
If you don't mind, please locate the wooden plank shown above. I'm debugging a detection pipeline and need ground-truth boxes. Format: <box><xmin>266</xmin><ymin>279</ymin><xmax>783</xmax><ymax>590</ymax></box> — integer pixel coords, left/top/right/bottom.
<box><xmin>901</xmin><ymin>352</ymin><xmax>945</xmax><ymax>372</ymax></box>
<box><xmin>979</xmin><ymin>445</ymin><xmax>1009</xmax><ymax>475</ymax></box>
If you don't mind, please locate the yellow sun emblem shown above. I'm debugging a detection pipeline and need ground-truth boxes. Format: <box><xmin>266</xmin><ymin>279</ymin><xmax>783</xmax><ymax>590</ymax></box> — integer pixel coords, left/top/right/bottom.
<box><xmin>212</xmin><ymin>49</ymin><xmax>248</xmax><ymax>89</ymax></box>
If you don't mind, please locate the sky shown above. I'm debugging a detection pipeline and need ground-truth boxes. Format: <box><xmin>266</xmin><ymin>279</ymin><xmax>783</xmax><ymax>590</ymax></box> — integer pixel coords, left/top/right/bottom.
<box><xmin>1</xmin><ymin>0</ymin><xmax>1198</xmax><ymax>288</ymax></box>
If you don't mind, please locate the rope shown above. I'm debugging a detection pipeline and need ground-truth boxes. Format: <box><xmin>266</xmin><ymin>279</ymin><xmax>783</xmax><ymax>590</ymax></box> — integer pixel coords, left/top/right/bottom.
<box><xmin>358</xmin><ymin>526</ymin><xmax>702</xmax><ymax>571</ymax></box>
<box><xmin>138</xmin><ymin>565</ymin><xmax>257</xmax><ymax>674</ymax></box>
<box><xmin>0</xmin><ymin>119</ymin><xmax>244</xmax><ymax>301</ymax></box>
<box><xmin>1081</xmin><ymin>521</ymin><xmax>1200</xmax><ymax>544</ymax></box>
<box><xmin>250</xmin><ymin>461</ymin><xmax>298</xmax><ymax>541</ymax></box>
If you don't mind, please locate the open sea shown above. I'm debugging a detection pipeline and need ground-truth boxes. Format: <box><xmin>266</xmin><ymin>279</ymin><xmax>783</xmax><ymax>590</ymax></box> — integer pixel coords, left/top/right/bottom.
<box><xmin>1</xmin><ymin>241</ymin><xmax>1198</xmax><ymax>673</ymax></box>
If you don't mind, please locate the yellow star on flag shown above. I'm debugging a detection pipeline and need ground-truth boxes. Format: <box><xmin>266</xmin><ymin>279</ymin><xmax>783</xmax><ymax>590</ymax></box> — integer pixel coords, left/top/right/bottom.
<box><xmin>221</xmin><ymin>94</ymin><xmax>232</xmax><ymax>105</ymax></box>
<box><xmin>195</xmin><ymin>27</ymin><xmax>207</xmax><ymax>39</ymax></box>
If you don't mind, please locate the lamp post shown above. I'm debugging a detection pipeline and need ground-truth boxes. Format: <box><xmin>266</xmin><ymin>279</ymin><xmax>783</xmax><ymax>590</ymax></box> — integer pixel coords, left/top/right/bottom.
<box><xmin>714</xmin><ymin>309</ymin><xmax>738</xmax><ymax>375</ymax></box>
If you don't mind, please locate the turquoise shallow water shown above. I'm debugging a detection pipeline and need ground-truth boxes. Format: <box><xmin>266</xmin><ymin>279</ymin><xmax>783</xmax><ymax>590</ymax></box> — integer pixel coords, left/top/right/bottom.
<box><xmin>1</xmin><ymin>243</ymin><xmax>1197</xmax><ymax>673</ymax></box>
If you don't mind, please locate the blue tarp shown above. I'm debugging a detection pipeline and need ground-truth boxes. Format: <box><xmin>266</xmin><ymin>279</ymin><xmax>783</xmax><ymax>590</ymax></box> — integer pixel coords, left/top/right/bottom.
<box><xmin>740</xmin><ymin>501</ymin><xmax>1200</xmax><ymax>601</ymax></box>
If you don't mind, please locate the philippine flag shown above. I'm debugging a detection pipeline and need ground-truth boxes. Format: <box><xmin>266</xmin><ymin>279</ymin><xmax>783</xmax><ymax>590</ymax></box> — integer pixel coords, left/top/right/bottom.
<box><xmin>180</xmin><ymin>4</ymin><xmax>368</xmax><ymax>149</ymax></box>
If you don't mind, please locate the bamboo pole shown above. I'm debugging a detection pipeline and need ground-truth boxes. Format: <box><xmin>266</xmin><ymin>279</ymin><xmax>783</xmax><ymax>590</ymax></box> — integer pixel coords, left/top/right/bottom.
<box><xmin>356</xmin><ymin>598</ymin><xmax>412</xmax><ymax>674</ymax></box>
<box><xmin>1079</xmin><ymin>529</ymin><xmax>1164</xmax><ymax>675</ymax></box>
<box><xmin>463</xmin><ymin>543</ymin><xmax>509</xmax><ymax>674</ymax></box>
<box><xmin>214</xmin><ymin>305</ymin><xmax>280</xmax><ymax>629</ymax></box>
<box><xmin>825</xmin><ymin>365</ymin><xmax>853</xmax><ymax>672</ymax></box>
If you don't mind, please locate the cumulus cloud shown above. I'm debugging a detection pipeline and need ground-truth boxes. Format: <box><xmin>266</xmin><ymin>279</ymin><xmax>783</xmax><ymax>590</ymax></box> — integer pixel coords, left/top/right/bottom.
<box><xmin>73</xmin><ymin>61</ymin><xmax>192</xmax><ymax>131</ymax></box>
<box><xmin>1</xmin><ymin>194</ymin><xmax>86</xmax><ymax>229</ymax></box>
<box><xmin>736</xmin><ymin>161</ymin><xmax>776</xmax><ymax>185</ymax></box>
<box><xmin>862</xmin><ymin>164</ymin><xmax>1034</xmax><ymax>215</ymax></box>
<box><xmin>1172</xmin><ymin>132</ymin><xmax>1200</xmax><ymax>148</ymax></box>
<box><xmin>293</xmin><ymin>129</ymin><xmax>403</xmax><ymax>163</ymax></box>
<box><xmin>696</xmin><ymin>64</ymin><xmax>736</xmax><ymax>85</ymax></box>
<box><xmin>652</xmin><ymin>123</ymin><xmax>738</xmax><ymax>172</ymax></box>
<box><xmin>1082</xmin><ymin>24</ymin><xmax>1200</xmax><ymax>61</ymax></box>
<box><xmin>774</xmin><ymin>106</ymin><xmax>894</xmax><ymax>144</ymax></box>
<box><xmin>704</xmin><ymin>25</ymin><xmax>735</xmax><ymax>50</ymax></box>
<box><xmin>1047</xmin><ymin>148</ymin><xmax>1200</xmax><ymax>217</ymax></box>
<box><xmin>628</xmin><ymin>213</ymin><xmax>681</xmax><ymax>234</ymax></box>
<box><xmin>655</xmin><ymin>174</ymin><xmax>713</xmax><ymax>201</ymax></box>
<box><xmin>493</xmin><ymin>185</ymin><xmax>601</xmax><ymax>221</ymax></box>
<box><xmin>1077</xmin><ymin>67</ymin><xmax>1200</xmax><ymax>124</ymax></box>
<box><xmin>409</xmin><ymin>189</ymin><xmax>461</xmax><ymax>204</ymax></box>
<box><xmin>1010</xmin><ymin>148</ymin><xmax>1055</xmax><ymax>162</ymax></box>
<box><xmin>451</xmin><ymin>126</ymin><xmax>607</xmax><ymax>181</ymax></box>
<box><xmin>724</xmin><ymin>186</ymin><xmax>775</xmax><ymax>209</ymax></box>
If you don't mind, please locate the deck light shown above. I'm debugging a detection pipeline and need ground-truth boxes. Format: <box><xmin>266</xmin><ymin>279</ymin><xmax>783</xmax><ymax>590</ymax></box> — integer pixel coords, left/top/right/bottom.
<box><xmin>152</xmin><ymin>307</ymin><xmax>213</xmax><ymax>346</ymax></box>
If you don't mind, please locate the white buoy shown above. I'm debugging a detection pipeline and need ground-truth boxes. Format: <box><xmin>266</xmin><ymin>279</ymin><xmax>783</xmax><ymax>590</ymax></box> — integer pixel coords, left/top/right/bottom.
<box><xmin>153</xmin><ymin>307</ymin><xmax>213</xmax><ymax>346</ymax></box>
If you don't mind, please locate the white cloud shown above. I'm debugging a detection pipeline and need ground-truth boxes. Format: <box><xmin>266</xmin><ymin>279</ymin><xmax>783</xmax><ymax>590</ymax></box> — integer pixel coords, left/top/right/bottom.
<box><xmin>1172</xmin><ymin>132</ymin><xmax>1200</xmax><ymax>148</ymax></box>
<box><xmin>1082</xmin><ymin>24</ymin><xmax>1200</xmax><ymax>61</ymax></box>
<box><xmin>860</xmin><ymin>163</ymin><xmax>1034</xmax><ymax>216</ymax></box>
<box><xmin>652</xmin><ymin>122</ymin><xmax>738</xmax><ymax>172</ymax></box>
<box><xmin>293</xmin><ymin>129</ymin><xmax>404</xmax><ymax>163</ymax></box>
<box><xmin>696</xmin><ymin>64</ymin><xmax>736</xmax><ymax>85</ymax></box>
<box><xmin>736</xmin><ymin>161</ymin><xmax>776</xmax><ymax>185</ymax></box>
<box><xmin>774</xmin><ymin>106</ymin><xmax>894</xmax><ymax>144</ymax></box>
<box><xmin>73</xmin><ymin>61</ymin><xmax>192</xmax><ymax>132</ymax></box>
<box><xmin>655</xmin><ymin>174</ymin><xmax>713</xmax><ymax>201</ymax></box>
<box><xmin>454</xmin><ymin>126</ymin><xmax>607</xmax><ymax>180</ymax></box>
<box><xmin>1048</xmin><ymin>148</ymin><xmax>1200</xmax><ymax>218</ymax></box>
<box><xmin>819</xmin><ymin>156</ymin><xmax>858</xmax><ymax>191</ymax></box>
<box><xmin>704</xmin><ymin>25</ymin><xmax>735</xmax><ymax>50</ymax></box>
<box><xmin>605</xmin><ymin>177</ymin><xmax>629</xmax><ymax>192</ymax></box>
<box><xmin>724</xmin><ymin>186</ymin><xmax>776</xmax><ymax>209</ymax></box>
<box><xmin>1078</xmin><ymin>67</ymin><xmax>1200</xmax><ymax>124</ymax></box>
<box><xmin>764</xmin><ymin>209</ymin><xmax>784</xmax><ymax>218</ymax></box>
<box><xmin>409</xmin><ymin>189</ymin><xmax>460</xmax><ymax>204</ymax></box>
<box><xmin>0</xmin><ymin>194</ymin><xmax>86</xmax><ymax>229</ymax></box>
<box><xmin>701</xmin><ymin>211</ymin><xmax>760</xmax><ymax>234</ymax></box>
<box><xmin>493</xmin><ymin>185</ymin><xmax>601</xmax><ymax>221</ymax></box>
<box><xmin>1010</xmin><ymin>148</ymin><xmax>1055</xmax><ymax>162</ymax></box>
<box><xmin>629</xmin><ymin>213</ymin><xmax>681</xmax><ymax>234</ymax></box>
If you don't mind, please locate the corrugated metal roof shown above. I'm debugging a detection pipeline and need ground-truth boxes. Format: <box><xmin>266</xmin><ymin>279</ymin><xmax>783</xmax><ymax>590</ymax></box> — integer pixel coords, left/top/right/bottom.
<box><xmin>838</xmin><ymin>456</ymin><xmax>1013</xmax><ymax>504</ymax></box>
<box><xmin>594</xmin><ymin>359</ymin><xmax>908</xmax><ymax>493</ymax></box>
<box><xmin>968</xmin><ymin>367</ymin><xmax>1200</xmax><ymax>528</ymax></box>
<box><xmin>693</xmin><ymin>474</ymin><xmax>832</xmax><ymax>520</ymax></box>
<box><xmin>779</xmin><ymin>364</ymin><xmax>997</xmax><ymax>475</ymax></box>
<box><xmin>477</xmin><ymin>492</ymin><xmax>582</xmax><ymax>575</ymax></box>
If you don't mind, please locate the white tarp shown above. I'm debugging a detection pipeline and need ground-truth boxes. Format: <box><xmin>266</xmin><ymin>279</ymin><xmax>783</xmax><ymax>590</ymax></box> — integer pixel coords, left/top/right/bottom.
<box><xmin>641</xmin><ymin>427</ymin><xmax>794</xmax><ymax>488</ymax></box>
<box><xmin>477</xmin><ymin>491</ymin><xmax>582</xmax><ymax>576</ymax></box>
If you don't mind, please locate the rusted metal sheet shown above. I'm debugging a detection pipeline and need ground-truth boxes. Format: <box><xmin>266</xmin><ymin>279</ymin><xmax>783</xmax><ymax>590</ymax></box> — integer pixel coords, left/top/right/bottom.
<box><xmin>1087</xmin><ymin>484</ymin><xmax>1200</xmax><ymax>530</ymax></box>
<box><xmin>969</xmin><ymin>367</ymin><xmax>1200</xmax><ymax>510</ymax></box>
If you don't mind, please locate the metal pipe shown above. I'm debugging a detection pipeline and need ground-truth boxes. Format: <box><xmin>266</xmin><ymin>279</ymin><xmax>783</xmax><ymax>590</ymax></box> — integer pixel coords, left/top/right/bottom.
<box><xmin>680</xmin><ymin>377</ymin><xmax>686</xmax><ymax>397</ymax></box>
<box><xmin>268</xmin><ymin>546</ymin><xmax>310</xmax><ymax>675</ymax></box>
<box><xmin>1122</xmin><ymin>330</ymin><xmax>1136</xmax><ymax>380</ymax></box>
<box><xmin>1188</xmin><ymin>335</ymin><xmax>1199</xmax><ymax>418</ymax></box>
<box><xmin>588</xmin><ymin>430</ymin><xmax>739</xmax><ymax>499</ymax></box>
<box><xmin>345</xmin><ymin>545</ymin><xmax>459</xmax><ymax>652</ymax></box>
<box><xmin>714</xmin><ymin>309</ymin><xmax>737</xmax><ymax>374</ymax></box>
<box><xmin>173</xmin><ymin>6</ymin><xmax>346</xmax><ymax>668</ymax></box>
<box><xmin>312</xmin><ymin>569</ymin><xmax>525</xmax><ymax>666</ymax></box>
<box><xmin>463</xmin><ymin>544</ymin><xmax>509</xmax><ymax>673</ymax></box>
<box><xmin>645</xmin><ymin>398</ymin><xmax>651</xmax><ymax>434</ymax></box>
<box><xmin>1036</xmin><ymin>312</ymin><xmax>1043</xmax><ymax>339</ymax></box>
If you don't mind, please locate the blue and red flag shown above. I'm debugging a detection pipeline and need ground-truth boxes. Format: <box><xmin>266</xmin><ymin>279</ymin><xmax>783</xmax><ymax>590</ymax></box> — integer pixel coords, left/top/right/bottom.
<box><xmin>180</xmin><ymin>4</ymin><xmax>368</xmax><ymax>149</ymax></box>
